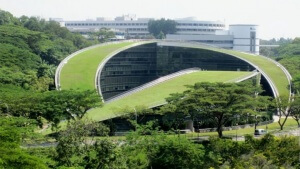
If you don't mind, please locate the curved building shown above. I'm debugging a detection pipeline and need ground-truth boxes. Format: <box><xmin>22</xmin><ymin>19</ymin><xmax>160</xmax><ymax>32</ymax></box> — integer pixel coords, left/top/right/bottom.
<box><xmin>56</xmin><ymin>40</ymin><xmax>291</xmax><ymax>121</ymax></box>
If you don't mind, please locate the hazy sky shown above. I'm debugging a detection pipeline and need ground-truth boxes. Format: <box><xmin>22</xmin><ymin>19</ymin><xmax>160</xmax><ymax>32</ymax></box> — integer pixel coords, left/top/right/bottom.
<box><xmin>0</xmin><ymin>0</ymin><xmax>299</xmax><ymax>39</ymax></box>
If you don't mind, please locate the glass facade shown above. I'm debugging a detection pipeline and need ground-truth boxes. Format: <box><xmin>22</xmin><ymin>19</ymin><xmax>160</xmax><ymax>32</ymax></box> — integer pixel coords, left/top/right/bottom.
<box><xmin>100</xmin><ymin>43</ymin><xmax>255</xmax><ymax>100</ymax></box>
<box><xmin>100</xmin><ymin>43</ymin><xmax>158</xmax><ymax>99</ymax></box>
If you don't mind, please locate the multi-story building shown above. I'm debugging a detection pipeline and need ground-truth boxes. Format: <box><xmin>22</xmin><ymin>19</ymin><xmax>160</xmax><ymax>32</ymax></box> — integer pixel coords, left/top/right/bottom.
<box><xmin>61</xmin><ymin>15</ymin><xmax>259</xmax><ymax>54</ymax></box>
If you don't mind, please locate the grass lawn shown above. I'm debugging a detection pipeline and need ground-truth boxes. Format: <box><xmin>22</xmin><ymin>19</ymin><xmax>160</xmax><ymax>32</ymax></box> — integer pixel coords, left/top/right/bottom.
<box><xmin>86</xmin><ymin>71</ymin><xmax>254</xmax><ymax>121</ymax></box>
<box><xmin>60</xmin><ymin>42</ymin><xmax>137</xmax><ymax>90</ymax></box>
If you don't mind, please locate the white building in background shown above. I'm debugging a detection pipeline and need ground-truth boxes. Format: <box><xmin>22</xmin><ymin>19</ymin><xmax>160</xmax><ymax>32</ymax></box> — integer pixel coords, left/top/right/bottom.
<box><xmin>61</xmin><ymin>15</ymin><xmax>259</xmax><ymax>54</ymax></box>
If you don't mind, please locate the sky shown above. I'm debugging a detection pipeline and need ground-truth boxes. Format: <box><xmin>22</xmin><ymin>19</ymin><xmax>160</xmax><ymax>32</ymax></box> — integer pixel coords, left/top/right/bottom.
<box><xmin>0</xmin><ymin>0</ymin><xmax>299</xmax><ymax>40</ymax></box>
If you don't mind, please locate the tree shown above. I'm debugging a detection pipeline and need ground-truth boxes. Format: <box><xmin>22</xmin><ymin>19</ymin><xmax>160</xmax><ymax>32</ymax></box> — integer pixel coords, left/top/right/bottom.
<box><xmin>150</xmin><ymin>136</ymin><xmax>205</xmax><ymax>169</ymax></box>
<box><xmin>0</xmin><ymin>116</ymin><xmax>47</xmax><ymax>169</ymax></box>
<box><xmin>292</xmin><ymin>74</ymin><xmax>300</xmax><ymax>94</ymax></box>
<box><xmin>148</xmin><ymin>18</ymin><xmax>177</xmax><ymax>38</ymax></box>
<box><xmin>158</xmin><ymin>104</ymin><xmax>186</xmax><ymax>131</ymax></box>
<box><xmin>1</xmin><ymin>89</ymin><xmax>102</xmax><ymax>128</ymax></box>
<box><xmin>275</xmin><ymin>96</ymin><xmax>291</xmax><ymax>130</ymax></box>
<box><xmin>290</xmin><ymin>96</ymin><xmax>300</xmax><ymax>127</ymax></box>
<box><xmin>23</xmin><ymin>17</ymin><xmax>43</xmax><ymax>31</ymax></box>
<box><xmin>39</xmin><ymin>90</ymin><xmax>103</xmax><ymax>127</ymax></box>
<box><xmin>0</xmin><ymin>9</ymin><xmax>19</xmax><ymax>25</ymax></box>
<box><xmin>56</xmin><ymin>119</ymin><xmax>109</xmax><ymax>167</ymax></box>
<box><xmin>85</xmin><ymin>139</ymin><xmax>128</xmax><ymax>169</ymax></box>
<box><xmin>65</xmin><ymin>90</ymin><xmax>103</xmax><ymax>119</ymax></box>
<box><xmin>165</xmin><ymin>82</ymin><xmax>271</xmax><ymax>138</ymax></box>
<box><xmin>123</xmin><ymin>122</ymin><xmax>206</xmax><ymax>169</ymax></box>
<box><xmin>157</xmin><ymin>31</ymin><xmax>165</xmax><ymax>39</ymax></box>
<box><xmin>91</xmin><ymin>27</ymin><xmax>115</xmax><ymax>43</ymax></box>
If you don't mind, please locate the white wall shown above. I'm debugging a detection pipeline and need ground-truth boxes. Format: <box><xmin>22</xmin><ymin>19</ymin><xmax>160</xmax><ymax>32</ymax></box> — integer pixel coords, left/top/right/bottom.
<box><xmin>229</xmin><ymin>25</ymin><xmax>260</xmax><ymax>54</ymax></box>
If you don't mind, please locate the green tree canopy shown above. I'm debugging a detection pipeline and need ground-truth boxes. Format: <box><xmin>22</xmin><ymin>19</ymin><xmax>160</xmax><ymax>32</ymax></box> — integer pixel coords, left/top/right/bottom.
<box><xmin>162</xmin><ymin>82</ymin><xmax>271</xmax><ymax>137</ymax></box>
<box><xmin>90</xmin><ymin>27</ymin><xmax>115</xmax><ymax>43</ymax></box>
<box><xmin>0</xmin><ymin>116</ymin><xmax>47</xmax><ymax>169</ymax></box>
<box><xmin>148</xmin><ymin>18</ymin><xmax>177</xmax><ymax>38</ymax></box>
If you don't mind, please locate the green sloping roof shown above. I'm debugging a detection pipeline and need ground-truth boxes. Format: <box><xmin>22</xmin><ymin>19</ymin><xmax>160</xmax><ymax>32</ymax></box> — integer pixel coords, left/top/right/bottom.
<box><xmin>214</xmin><ymin>49</ymin><xmax>290</xmax><ymax>97</ymax></box>
<box><xmin>60</xmin><ymin>42</ymin><xmax>137</xmax><ymax>90</ymax></box>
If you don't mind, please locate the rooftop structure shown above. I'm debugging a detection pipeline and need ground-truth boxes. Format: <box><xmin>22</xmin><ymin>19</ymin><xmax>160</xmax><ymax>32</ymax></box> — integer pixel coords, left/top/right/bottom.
<box><xmin>56</xmin><ymin>40</ymin><xmax>291</xmax><ymax>121</ymax></box>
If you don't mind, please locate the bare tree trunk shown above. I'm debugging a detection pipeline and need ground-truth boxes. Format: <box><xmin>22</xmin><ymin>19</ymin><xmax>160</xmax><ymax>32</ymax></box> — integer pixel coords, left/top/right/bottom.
<box><xmin>278</xmin><ymin>116</ymin><xmax>288</xmax><ymax>130</ymax></box>
<box><xmin>216</xmin><ymin>114</ymin><xmax>224</xmax><ymax>138</ymax></box>
<box><xmin>217</xmin><ymin>124</ymin><xmax>223</xmax><ymax>138</ymax></box>
<box><xmin>255</xmin><ymin>121</ymin><xmax>258</xmax><ymax>130</ymax></box>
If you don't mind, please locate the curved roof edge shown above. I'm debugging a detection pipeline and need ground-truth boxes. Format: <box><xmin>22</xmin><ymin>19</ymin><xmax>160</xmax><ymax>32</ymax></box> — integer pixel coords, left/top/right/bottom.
<box><xmin>94</xmin><ymin>41</ymin><xmax>156</xmax><ymax>100</ymax></box>
<box><xmin>156</xmin><ymin>40</ymin><xmax>292</xmax><ymax>98</ymax></box>
<box><xmin>56</xmin><ymin>39</ymin><xmax>292</xmax><ymax>100</ymax></box>
<box><xmin>55</xmin><ymin>40</ymin><xmax>153</xmax><ymax>90</ymax></box>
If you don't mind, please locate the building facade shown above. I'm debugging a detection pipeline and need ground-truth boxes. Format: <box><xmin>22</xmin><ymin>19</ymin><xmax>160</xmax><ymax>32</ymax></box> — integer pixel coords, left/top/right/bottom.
<box><xmin>99</xmin><ymin>42</ymin><xmax>257</xmax><ymax>100</ymax></box>
<box><xmin>61</xmin><ymin>15</ymin><xmax>259</xmax><ymax>54</ymax></box>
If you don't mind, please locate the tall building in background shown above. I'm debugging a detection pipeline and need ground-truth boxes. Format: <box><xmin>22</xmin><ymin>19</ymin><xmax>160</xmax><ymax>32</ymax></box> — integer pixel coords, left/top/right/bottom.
<box><xmin>60</xmin><ymin>15</ymin><xmax>259</xmax><ymax>54</ymax></box>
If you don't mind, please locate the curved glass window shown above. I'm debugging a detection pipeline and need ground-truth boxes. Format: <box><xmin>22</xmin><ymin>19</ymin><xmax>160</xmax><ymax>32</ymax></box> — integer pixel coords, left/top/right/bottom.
<box><xmin>99</xmin><ymin>43</ymin><xmax>255</xmax><ymax>100</ymax></box>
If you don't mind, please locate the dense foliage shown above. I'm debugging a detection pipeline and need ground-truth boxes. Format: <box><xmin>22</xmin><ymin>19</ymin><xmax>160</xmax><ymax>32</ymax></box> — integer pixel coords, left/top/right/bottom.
<box><xmin>148</xmin><ymin>18</ymin><xmax>177</xmax><ymax>39</ymax></box>
<box><xmin>14</xmin><ymin>121</ymin><xmax>299</xmax><ymax>169</ymax></box>
<box><xmin>158</xmin><ymin>82</ymin><xmax>272</xmax><ymax>137</ymax></box>
<box><xmin>0</xmin><ymin>9</ymin><xmax>94</xmax><ymax>90</ymax></box>
<box><xmin>260</xmin><ymin>38</ymin><xmax>300</xmax><ymax>77</ymax></box>
<box><xmin>260</xmin><ymin>37</ymin><xmax>300</xmax><ymax>127</ymax></box>
<box><xmin>89</xmin><ymin>27</ymin><xmax>116</xmax><ymax>42</ymax></box>
<box><xmin>0</xmin><ymin>116</ymin><xmax>48</xmax><ymax>169</ymax></box>
<box><xmin>0</xmin><ymin>85</ymin><xmax>102</xmax><ymax>128</ymax></box>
